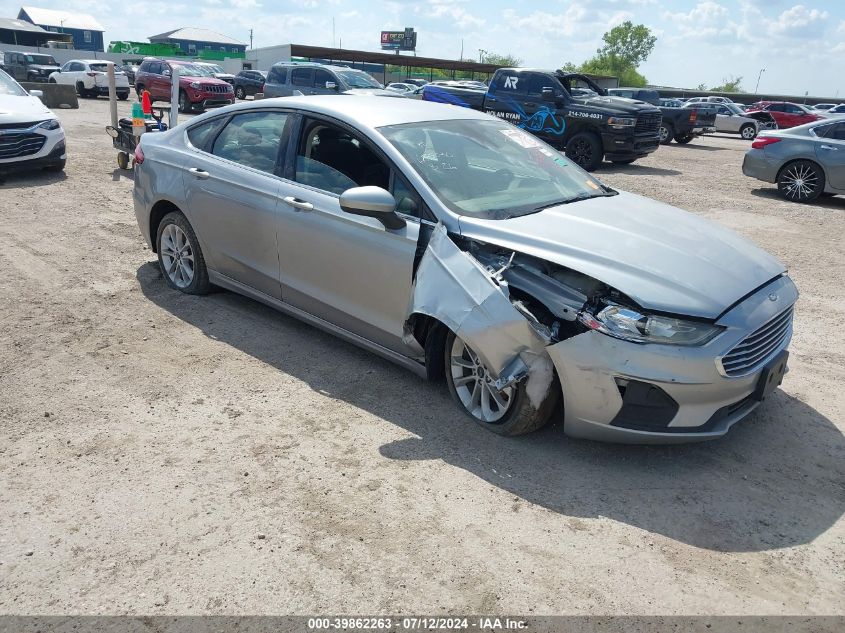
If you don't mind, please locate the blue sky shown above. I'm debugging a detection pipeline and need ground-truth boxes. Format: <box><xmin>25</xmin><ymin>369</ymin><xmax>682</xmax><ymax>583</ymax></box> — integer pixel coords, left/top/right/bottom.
<box><xmin>3</xmin><ymin>0</ymin><xmax>843</xmax><ymax>97</ymax></box>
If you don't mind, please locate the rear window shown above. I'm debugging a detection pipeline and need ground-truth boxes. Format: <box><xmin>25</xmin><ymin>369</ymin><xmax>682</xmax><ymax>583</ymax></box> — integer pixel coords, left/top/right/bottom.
<box><xmin>89</xmin><ymin>64</ymin><xmax>109</xmax><ymax>72</ymax></box>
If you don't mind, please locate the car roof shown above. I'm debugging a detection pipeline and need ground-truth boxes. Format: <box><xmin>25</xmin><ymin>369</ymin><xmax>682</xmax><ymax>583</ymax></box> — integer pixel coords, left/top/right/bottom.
<box><xmin>189</xmin><ymin>95</ymin><xmax>491</xmax><ymax>129</ymax></box>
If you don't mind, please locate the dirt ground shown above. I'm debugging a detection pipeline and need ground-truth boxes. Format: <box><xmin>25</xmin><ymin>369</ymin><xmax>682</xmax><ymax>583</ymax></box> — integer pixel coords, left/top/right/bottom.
<box><xmin>0</xmin><ymin>98</ymin><xmax>843</xmax><ymax>616</ymax></box>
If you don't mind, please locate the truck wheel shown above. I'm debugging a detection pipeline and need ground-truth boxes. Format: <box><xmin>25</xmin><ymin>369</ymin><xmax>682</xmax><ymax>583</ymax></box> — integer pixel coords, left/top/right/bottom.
<box><xmin>740</xmin><ymin>123</ymin><xmax>757</xmax><ymax>140</ymax></box>
<box><xmin>444</xmin><ymin>331</ymin><xmax>557</xmax><ymax>436</ymax></box>
<box><xmin>658</xmin><ymin>123</ymin><xmax>674</xmax><ymax>145</ymax></box>
<box><xmin>565</xmin><ymin>132</ymin><xmax>603</xmax><ymax>171</ymax></box>
<box><xmin>674</xmin><ymin>133</ymin><xmax>694</xmax><ymax>144</ymax></box>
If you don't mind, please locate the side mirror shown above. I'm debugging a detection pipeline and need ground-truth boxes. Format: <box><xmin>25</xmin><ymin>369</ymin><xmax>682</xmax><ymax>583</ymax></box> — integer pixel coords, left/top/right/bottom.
<box><xmin>541</xmin><ymin>87</ymin><xmax>556</xmax><ymax>101</ymax></box>
<box><xmin>163</xmin><ymin>69</ymin><xmax>171</xmax><ymax>77</ymax></box>
<box><xmin>326</xmin><ymin>81</ymin><xmax>337</xmax><ymax>91</ymax></box>
<box><xmin>29</xmin><ymin>89</ymin><xmax>43</xmax><ymax>99</ymax></box>
<box><xmin>339</xmin><ymin>186</ymin><xmax>406</xmax><ymax>230</ymax></box>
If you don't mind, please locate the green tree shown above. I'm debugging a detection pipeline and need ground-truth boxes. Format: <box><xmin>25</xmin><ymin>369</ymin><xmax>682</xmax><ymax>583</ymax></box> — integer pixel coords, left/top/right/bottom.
<box><xmin>597</xmin><ymin>21</ymin><xmax>657</xmax><ymax>67</ymax></box>
<box><xmin>710</xmin><ymin>75</ymin><xmax>743</xmax><ymax>93</ymax></box>
<box><xmin>481</xmin><ymin>52</ymin><xmax>523</xmax><ymax>67</ymax></box>
<box><xmin>560</xmin><ymin>23</ymin><xmax>656</xmax><ymax>87</ymax></box>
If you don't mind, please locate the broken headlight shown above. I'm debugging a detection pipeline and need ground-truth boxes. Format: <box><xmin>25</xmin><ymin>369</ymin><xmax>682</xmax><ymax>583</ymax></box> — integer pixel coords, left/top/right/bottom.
<box><xmin>578</xmin><ymin>302</ymin><xmax>723</xmax><ymax>346</ymax></box>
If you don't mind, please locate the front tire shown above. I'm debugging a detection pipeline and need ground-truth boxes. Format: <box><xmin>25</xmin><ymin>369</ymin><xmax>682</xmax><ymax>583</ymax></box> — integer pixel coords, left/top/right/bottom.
<box><xmin>444</xmin><ymin>331</ymin><xmax>556</xmax><ymax>436</ymax></box>
<box><xmin>235</xmin><ymin>85</ymin><xmax>246</xmax><ymax>99</ymax></box>
<box><xmin>178</xmin><ymin>90</ymin><xmax>192</xmax><ymax>114</ymax></box>
<box><xmin>740</xmin><ymin>123</ymin><xmax>757</xmax><ymax>140</ymax></box>
<box><xmin>777</xmin><ymin>160</ymin><xmax>824</xmax><ymax>203</ymax></box>
<box><xmin>564</xmin><ymin>132</ymin><xmax>603</xmax><ymax>171</ymax></box>
<box><xmin>156</xmin><ymin>212</ymin><xmax>210</xmax><ymax>294</ymax></box>
<box><xmin>658</xmin><ymin>122</ymin><xmax>674</xmax><ymax>145</ymax></box>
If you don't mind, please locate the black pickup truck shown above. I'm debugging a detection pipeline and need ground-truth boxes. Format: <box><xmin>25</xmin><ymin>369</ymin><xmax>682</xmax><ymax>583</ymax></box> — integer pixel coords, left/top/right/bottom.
<box><xmin>607</xmin><ymin>87</ymin><xmax>717</xmax><ymax>145</ymax></box>
<box><xmin>422</xmin><ymin>69</ymin><xmax>661</xmax><ymax>171</ymax></box>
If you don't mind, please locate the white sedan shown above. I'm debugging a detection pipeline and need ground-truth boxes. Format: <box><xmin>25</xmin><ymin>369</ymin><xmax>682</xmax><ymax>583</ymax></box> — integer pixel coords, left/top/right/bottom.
<box><xmin>48</xmin><ymin>59</ymin><xmax>130</xmax><ymax>100</ymax></box>
<box><xmin>0</xmin><ymin>69</ymin><xmax>66</xmax><ymax>173</ymax></box>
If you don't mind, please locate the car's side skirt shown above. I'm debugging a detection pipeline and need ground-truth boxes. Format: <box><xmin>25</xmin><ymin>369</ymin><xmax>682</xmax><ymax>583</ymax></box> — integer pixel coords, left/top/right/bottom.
<box><xmin>208</xmin><ymin>271</ymin><xmax>429</xmax><ymax>378</ymax></box>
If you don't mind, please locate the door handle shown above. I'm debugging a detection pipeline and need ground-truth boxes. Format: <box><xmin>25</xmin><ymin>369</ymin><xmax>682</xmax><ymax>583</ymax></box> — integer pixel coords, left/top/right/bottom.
<box><xmin>819</xmin><ymin>144</ymin><xmax>838</xmax><ymax>151</ymax></box>
<box><xmin>283</xmin><ymin>196</ymin><xmax>314</xmax><ymax>211</ymax></box>
<box><xmin>188</xmin><ymin>167</ymin><xmax>209</xmax><ymax>179</ymax></box>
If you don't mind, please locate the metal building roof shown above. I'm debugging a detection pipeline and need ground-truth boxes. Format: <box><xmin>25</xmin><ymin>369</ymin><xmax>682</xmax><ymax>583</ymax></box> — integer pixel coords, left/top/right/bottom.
<box><xmin>19</xmin><ymin>5</ymin><xmax>105</xmax><ymax>31</ymax></box>
<box><xmin>148</xmin><ymin>27</ymin><xmax>245</xmax><ymax>46</ymax></box>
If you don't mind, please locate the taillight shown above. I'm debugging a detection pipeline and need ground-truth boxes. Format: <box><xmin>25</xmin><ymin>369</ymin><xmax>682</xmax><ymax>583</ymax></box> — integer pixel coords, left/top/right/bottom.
<box><xmin>689</xmin><ymin>110</ymin><xmax>697</xmax><ymax>123</ymax></box>
<box><xmin>751</xmin><ymin>137</ymin><xmax>781</xmax><ymax>150</ymax></box>
<box><xmin>86</xmin><ymin>72</ymin><xmax>98</xmax><ymax>77</ymax></box>
<box><xmin>134</xmin><ymin>144</ymin><xmax>145</xmax><ymax>165</ymax></box>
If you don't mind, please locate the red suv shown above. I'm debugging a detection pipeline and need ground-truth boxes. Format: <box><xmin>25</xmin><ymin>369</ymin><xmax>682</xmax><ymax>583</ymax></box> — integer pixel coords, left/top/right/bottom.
<box><xmin>746</xmin><ymin>101</ymin><xmax>824</xmax><ymax>129</ymax></box>
<box><xmin>135</xmin><ymin>58</ymin><xmax>234</xmax><ymax>113</ymax></box>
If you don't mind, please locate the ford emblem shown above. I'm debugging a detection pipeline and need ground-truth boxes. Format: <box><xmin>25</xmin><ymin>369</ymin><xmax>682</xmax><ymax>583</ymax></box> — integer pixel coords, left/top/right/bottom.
<box><xmin>768</xmin><ymin>293</ymin><xmax>779</xmax><ymax>302</ymax></box>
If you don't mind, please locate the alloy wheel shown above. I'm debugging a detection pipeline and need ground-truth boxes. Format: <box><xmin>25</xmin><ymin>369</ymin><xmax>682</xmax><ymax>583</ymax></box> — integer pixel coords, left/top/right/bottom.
<box><xmin>160</xmin><ymin>223</ymin><xmax>195</xmax><ymax>288</ymax></box>
<box><xmin>569</xmin><ymin>138</ymin><xmax>593</xmax><ymax>168</ymax></box>
<box><xmin>741</xmin><ymin>125</ymin><xmax>757</xmax><ymax>140</ymax></box>
<box><xmin>659</xmin><ymin>125</ymin><xmax>669</xmax><ymax>142</ymax></box>
<box><xmin>780</xmin><ymin>162</ymin><xmax>820</xmax><ymax>201</ymax></box>
<box><xmin>449</xmin><ymin>336</ymin><xmax>515</xmax><ymax>424</ymax></box>
<box><xmin>235</xmin><ymin>86</ymin><xmax>245</xmax><ymax>99</ymax></box>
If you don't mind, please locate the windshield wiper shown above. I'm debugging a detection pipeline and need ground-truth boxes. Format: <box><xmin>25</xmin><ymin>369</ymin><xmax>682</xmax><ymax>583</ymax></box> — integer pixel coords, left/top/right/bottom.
<box><xmin>533</xmin><ymin>190</ymin><xmax>616</xmax><ymax>212</ymax></box>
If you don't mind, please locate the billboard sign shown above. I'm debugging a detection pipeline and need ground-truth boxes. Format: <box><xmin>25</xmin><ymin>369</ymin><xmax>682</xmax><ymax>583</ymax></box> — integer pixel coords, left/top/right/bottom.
<box><xmin>381</xmin><ymin>28</ymin><xmax>416</xmax><ymax>51</ymax></box>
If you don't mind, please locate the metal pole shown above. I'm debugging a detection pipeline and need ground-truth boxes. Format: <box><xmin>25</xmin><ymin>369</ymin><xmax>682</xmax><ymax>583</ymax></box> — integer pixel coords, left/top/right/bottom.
<box><xmin>170</xmin><ymin>68</ymin><xmax>180</xmax><ymax>127</ymax></box>
<box><xmin>754</xmin><ymin>68</ymin><xmax>765</xmax><ymax>94</ymax></box>
<box><xmin>107</xmin><ymin>62</ymin><xmax>118</xmax><ymax>128</ymax></box>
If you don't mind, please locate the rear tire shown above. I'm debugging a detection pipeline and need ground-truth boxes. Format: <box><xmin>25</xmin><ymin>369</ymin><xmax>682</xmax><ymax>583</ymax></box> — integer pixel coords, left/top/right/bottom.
<box><xmin>118</xmin><ymin>92</ymin><xmax>129</xmax><ymax>101</ymax></box>
<box><xmin>116</xmin><ymin>151</ymin><xmax>129</xmax><ymax>170</ymax></box>
<box><xmin>235</xmin><ymin>85</ymin><xmax>246</xmax><ymax>99</ymax></box>
<box><xmin>777</xmin><ymin>160</ymin><xmax>824</xmax><ymax>203</ymax></box>
<box><xmin>658</xmin><ymin>122</ymin><xmax>674</xmax><ymax>145</ymax></box>
<box><xmin>564</xmin><ymin>132</ymin><xmax>603</xmax><ymax>171</ymax></box>
<box><xmin>155</xmin><ymin>212</ymin><xmax>211</xmax><ymax>295</ymax></box>
<box><xmin>740</xmin><ymin>123</ymin><xmax>757</xmax><ymax>140</ymax></box>
<box><xmin>674</xmin><ymin>133</ymin><xmax>694</xmax><ymax>144</ymax></box>
<box><xmin>443</xmin><ymin>331</ymin><xmax>557</xmax><ymax>436</ymax></box>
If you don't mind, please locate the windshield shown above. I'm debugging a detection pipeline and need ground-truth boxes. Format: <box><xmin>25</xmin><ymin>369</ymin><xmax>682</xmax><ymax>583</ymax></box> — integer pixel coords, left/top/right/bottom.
<box><xmin>172</xmin><ymin>63</ymin><xmax>211</xmax><ymax>77</ymax></box>
<box><xmin>380</xmin><ymin>119</ymin><xmax>613</xmax><ymax>220</ymax></box>
<box><xmin>0</xmin><ymin>70</ymin><xmax>28</xmax><ymax>96</ymax></box>
<box><xmin>335</xmin><ymin>69</ymin><xmax>381</xmax><ymax>89</ymax></box>
<box><xmin>203</xmin><ymin>64</ymin><xmax>225</xmax><ymax>73</ymax></box>
<box><xmin>26</xmin><ymin>55</ymin><xmax>57</xmax><ymax>65</ymax></box>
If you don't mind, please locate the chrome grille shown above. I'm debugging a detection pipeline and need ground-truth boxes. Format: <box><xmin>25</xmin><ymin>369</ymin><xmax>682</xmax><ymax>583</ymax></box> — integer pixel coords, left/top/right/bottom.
<box><xmin>720</xmin><ymin>306</ymin><xmax>794</xmax><ymax>377</ymax></box>
<box><xmin>0</xmin><ymin>121</ymin><xmax>40</xmax><ymax>131</ymax></box>
<box><xmin>635</xmin><ymin>112</ymin><xmax>661</xmax><ymax>135</ymax></box>
<box><xmin>0</xmin><ymin>132</ymin><xmax>46</xmax><ymax>159</ymax></box>
<box><xmin>202</xmin><ymin>84</ymin><xmax>230</xmax><ymax>94</ymax></box>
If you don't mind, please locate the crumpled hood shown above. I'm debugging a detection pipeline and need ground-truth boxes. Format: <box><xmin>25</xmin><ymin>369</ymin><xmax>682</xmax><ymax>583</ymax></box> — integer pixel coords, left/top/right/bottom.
<box><xmin>458</xmin><ymin>191</ymin><xmax>786</xmax><ymax>319</ymax></box>
<box><xmin>0</xmin><ymin>94</ymin><xmax>55</xmax><ymax>125</ymax></box>
<box><xmin>342</xmin><ymin>88</ymin><xmax>405</xmax><ymax>98</ymax></box>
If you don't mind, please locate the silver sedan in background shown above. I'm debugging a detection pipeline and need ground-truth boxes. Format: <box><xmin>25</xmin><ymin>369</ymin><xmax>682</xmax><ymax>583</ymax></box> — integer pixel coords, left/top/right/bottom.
<box><xmin>133</xmin><ymin>97</ymin><xmax>797</xmax><ymax>443</ymax></box>
<box><xmin>743</xmin><ymin>119</ymin><xmax>845</xmax><ymax>202</ymax></box>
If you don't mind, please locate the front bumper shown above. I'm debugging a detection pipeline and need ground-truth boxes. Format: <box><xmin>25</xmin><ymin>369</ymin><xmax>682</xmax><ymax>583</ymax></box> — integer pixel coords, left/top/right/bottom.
<box><xmin>742</xmin><ymin>150</ymin><xmax>779</xmax><ymax>183</ymax></box>
<box><xmin>602</xmin><ymin>132</ymin><xmax>660</xmax><ymax>160</ymax></box>
<box><xmin>546</xmin><ymin>275</ymin><xmax>798</xmax><ymax>443</ymax></box>
<box><xmin>0</xmin><ymin>127</ymin><xmax>66</xmax><ymax>171</ymax></box>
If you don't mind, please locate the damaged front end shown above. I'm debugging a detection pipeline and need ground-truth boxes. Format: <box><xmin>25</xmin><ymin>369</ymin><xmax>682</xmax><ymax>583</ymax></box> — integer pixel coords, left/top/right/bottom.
<box><xmin>405</xmin><ymin>224</ymin><xmax>616</xmax><ymax>411</ymax></box>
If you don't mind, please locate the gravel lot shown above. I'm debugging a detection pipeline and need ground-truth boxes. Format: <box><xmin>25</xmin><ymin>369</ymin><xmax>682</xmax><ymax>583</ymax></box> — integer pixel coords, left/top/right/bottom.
<box><xmin>0</xmin><ymin>98</ymin><xmax>843</xmax><ymax>616</ymax></box>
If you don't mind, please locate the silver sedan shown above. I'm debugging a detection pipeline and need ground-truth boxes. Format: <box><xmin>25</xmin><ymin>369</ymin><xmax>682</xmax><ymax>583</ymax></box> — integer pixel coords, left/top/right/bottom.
<box><xmin>743</xmin><ymin>119</ymin><xmax>845</xmax><ymax>202</ymax></box>
<box><xmin>133</xmin><ymin>97</ymin><xmax>797</xmax><ymax>443</ymax></box>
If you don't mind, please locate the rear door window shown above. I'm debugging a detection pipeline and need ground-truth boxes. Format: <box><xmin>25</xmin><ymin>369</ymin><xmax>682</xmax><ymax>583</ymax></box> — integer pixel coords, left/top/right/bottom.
<box><xmin>291</xmin><ymin>68</ymin><xmax>313</xmax><ymax>87</ymax></box>
<box><xmin>186</xmin><ymin>117</ymin><xmax>228</xmax><ymax>151</ymax></box>
<box><xmin>211</xmin><ymin>111</ymin><xmax>290</xmax><ymax>174</ymax></box>
<box><xmin>268</xmin><ymin>66</ymin><xmax>287</xmax><ymax>84</ymax></box>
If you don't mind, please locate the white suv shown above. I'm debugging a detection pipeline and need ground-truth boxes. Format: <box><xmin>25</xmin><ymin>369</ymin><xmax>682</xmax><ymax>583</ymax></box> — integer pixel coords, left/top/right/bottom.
<box><xmin>48</xmin><ymin>60</ymin><xmax>130</xmax><ymax>100</ymax></box>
